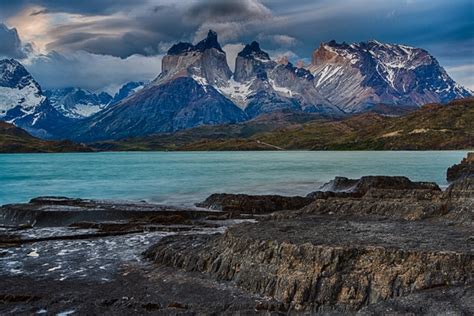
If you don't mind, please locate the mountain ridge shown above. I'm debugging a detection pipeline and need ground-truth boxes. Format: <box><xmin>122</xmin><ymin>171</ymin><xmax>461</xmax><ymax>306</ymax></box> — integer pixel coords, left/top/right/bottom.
<box><xmin>308</xmin><ymin>40</ymin><xmax>471</xmax><ymax>111</ymax></box>
<box><xmin>0</xmin><ymin>31</ymin><xmax>471</xmax><ymax>142</ymax></box>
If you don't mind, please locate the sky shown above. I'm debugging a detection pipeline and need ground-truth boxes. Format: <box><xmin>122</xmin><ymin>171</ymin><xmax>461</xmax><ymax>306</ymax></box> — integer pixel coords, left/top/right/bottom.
<box><xmin>0</xmin><ymin>0</ymin><xmax>472</xmax><ymax>93</ymax></box>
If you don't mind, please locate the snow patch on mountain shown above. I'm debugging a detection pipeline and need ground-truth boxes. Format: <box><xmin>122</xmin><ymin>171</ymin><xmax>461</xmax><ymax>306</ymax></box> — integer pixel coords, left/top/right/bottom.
<box><xmin>268</xmin><ymin>78</ymin><xmax>294</xmax><ymax>97</ymax></box>
<box><xmin>45</xmin><ymin>88</ymin><xmax>112</xmax><ymax>119</ymax></box>
<box><xmin>0</xmin><ymin>85</ymin><xmax>46</xmax><ymax>118</ymax></box>
<box><xmin>215</xmin><ymin>77</ymin><xmax>255</xmax><ymax>109</ymax></box>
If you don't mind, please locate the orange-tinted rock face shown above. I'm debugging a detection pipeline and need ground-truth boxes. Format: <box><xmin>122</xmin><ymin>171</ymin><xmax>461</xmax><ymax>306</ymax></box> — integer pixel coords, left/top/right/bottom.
<box><xmin>311</xmin><ymin>44</ymin><xmax>345</xmax><ymax>66</ymax></box>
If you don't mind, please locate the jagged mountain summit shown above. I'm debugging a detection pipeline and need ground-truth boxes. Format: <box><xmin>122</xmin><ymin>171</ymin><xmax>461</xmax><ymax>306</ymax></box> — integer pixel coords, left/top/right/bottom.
<box><xmin>62</xmin><ymin>31</ymin><xmax>248</xmax><ymax>142</ymax></box>
<box><xmin>157</xmin><ymin>35</ymin><xmax>343</xmax><ymax>118</ymax></box>
<box><xmin>308</xmin><ymin>40</ymin><xmax>472</xmax><ymax>112</ymax></box>
<box><xmin>221</xmin><ymin>41</ymin><xmax>342</xmax><ymax>118</ymax></box>
<box><xmin>155</xmin><ymin>30</ymin><xmax>232</xmax><ymax>87</ymax></box>
<box><xmin>65</xmin><ymin>31</ymin><xmax>346</xmax><ymax>142</ymax></box>
<box><xmin>45</xmin><ymin>88</ymin><xmax>112</xmax><ymax>119</ymax></box>
<box><xmin>0</xmin><ymin>59</ymin><xmax>68</xmax><ymax>138</ymax></box>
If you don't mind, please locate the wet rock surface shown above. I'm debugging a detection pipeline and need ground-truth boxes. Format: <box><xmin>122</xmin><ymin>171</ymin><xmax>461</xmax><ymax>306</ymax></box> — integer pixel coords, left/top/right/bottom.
<box><xmin>313</xmin><ymin>175</ymin><xmax>440</xmax><ymax>197</ymax></box>
<box><xmin>196</xmin><ymin>193</ymin><xmax>314</xmax><ymax>214</ymax></box>
<box><xmin>0</xmin><ymin>197</ymin><xmax>263</xmax><ymax>315</ymax></box>
<box><xmin>0</xmin><ymin>196</ymin><xmax>219</xmax><ymax>228</ymax></box>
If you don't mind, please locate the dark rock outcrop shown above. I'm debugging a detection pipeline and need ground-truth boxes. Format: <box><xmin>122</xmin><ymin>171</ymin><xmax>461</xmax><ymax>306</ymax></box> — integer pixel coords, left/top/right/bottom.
<box><xmin>315</xmin><ymin>175</ymin><xmax>440</xmax><ymax>197</ymax></box>
<box><xmin>0</xmin><ymin>196</ymin><xmax>217</xmax><ymax>228</ymax></box>
<box><xmin>447</xmin><ymin>152</ymin><xmax>474</xmax><ymax>182</ymax></box>
<box><xmin>196</xmin><ymin>193</ymin><xmax>313</xmax><ymax>214</ymax></box>
<box><xmin>301</xmin><ymin>175</ymin><xmax>473</xmax><ymax>225</ymax></box>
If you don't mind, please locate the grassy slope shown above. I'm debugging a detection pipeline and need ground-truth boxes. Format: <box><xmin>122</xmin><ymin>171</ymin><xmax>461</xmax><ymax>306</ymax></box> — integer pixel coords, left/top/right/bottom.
<box><xmin>95</xmin><ymin>98</ymin><xmax>474</xmax><ymax>151</ymax></box>
<box><xmin>254</xmin><ymin>99</ymin><xmax>474</xmax><ymax>150</ymax></box>
<box><xmin>0</xmin><ymin>122</ymin><xmax>92</xmax><ymax>153</ymax></box>
<box><xmin>92</xmin><ymin>112</ymin><xmax>328</xmax><ymax>151</ymax></box>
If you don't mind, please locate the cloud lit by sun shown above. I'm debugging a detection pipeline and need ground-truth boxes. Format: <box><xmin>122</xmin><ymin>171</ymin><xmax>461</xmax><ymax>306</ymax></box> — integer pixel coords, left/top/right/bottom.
<box><xmin>7</xmin><ymin>5</ymin><xmax>126</xmax><ymax>54</ymax></box>
<box><xmin>7</xmin><ymin>6</ymin><xmax>52</xmax><ymax>53</ymax></box>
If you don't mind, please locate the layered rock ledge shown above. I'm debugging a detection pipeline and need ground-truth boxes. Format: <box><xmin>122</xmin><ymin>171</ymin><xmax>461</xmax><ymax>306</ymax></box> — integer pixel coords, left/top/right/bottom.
<box><xmin>145</xmin><ymin>216</ymin><xmax>473</xmax><ymax>313</ymax></box>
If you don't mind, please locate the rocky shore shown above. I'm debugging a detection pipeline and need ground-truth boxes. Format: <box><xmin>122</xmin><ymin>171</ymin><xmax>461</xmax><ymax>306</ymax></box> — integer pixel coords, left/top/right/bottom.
<box><xmin>0</xmin><ymin>153</ymin><xmax>472</xmax><ymax>314</ymax></box>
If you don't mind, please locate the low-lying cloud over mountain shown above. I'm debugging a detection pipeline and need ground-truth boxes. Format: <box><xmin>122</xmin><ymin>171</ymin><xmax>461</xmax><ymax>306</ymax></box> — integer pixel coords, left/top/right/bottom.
<box><xmin>0</xmin><ymin>0</ymin><xmax>472</xmax><ymax>92</ymax></box>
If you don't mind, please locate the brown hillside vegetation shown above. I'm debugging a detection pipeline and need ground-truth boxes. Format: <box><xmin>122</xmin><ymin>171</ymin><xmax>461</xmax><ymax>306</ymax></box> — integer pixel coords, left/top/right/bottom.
<box><xmin>0</xmin><ymin>122</ymin><xmax>92</xmax><ymax>153</ymax></box>
<box><xmin>94</xmin><ymin>98</ymin><xmax>474</xmax><ymax>151</ymax></box>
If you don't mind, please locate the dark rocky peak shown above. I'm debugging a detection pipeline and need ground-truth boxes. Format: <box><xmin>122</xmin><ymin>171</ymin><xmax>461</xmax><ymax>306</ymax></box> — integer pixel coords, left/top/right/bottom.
<box><xmin>324</xmin><ymin>40</ymin><xmax>350</xmax><ymax>50</ymax></box>
<box><xmin>234</xmin><ymin>43</ymin><xmax>274</xmax><ymax>82</ymax></box>
<box><xmin>167</xmin><ymin>42</ymin><xmax>195</xmax><ymax>55</ymax></box>
<box><xmin>167</xmin><ymin>30</ymin><xmax>223</xmax><ymax>56</ymax></box>
<box><xmin>275</xmin><ymin>62</ymin><xmax>314</xmax><ymax>81</ymax></box>
<box><xmin>294</xmin><ymin>65</ymin><xmax>314</xmax><ymax>80</ymax></box>
<box><xmin>195</xmin><ymin>30</ymin><xmax>223</xmax><ymax>53</ymax></box>
<box><xmin>238</xmin><ymin>41</ymin><xmax>270</xmax><ymax>61</ymax></box>
<box><xmin>158</xmin><ymin>30</ymin><xmax>231</xmax><ymax>86</ymax></box>
<box><xmin>97</xmin><ymin>91</ymin><xmax>113</xmax><ymax>104</ymax></box>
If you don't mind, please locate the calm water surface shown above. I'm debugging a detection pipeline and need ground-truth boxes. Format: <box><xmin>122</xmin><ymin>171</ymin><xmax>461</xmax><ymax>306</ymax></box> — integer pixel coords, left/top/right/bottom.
<box><xmin>0</xmin><ymin>151</ymin><xmax>467</xmax><ymax>206</ymax></box>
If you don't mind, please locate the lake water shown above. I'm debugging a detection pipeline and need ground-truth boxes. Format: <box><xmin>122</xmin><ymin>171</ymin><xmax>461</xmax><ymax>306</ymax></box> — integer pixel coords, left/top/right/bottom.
<box><xmin>0</xmin><ymin>151</ymin><xmax>467</xmax><ymax>206</ymax></box>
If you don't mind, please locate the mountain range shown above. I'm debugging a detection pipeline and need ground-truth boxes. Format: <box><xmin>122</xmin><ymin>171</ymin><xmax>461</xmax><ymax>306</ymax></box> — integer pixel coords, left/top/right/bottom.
<box><xmin>0</xmin><ymin>30</ymin><xmax>471</xmax><ymax>142</ymax></box>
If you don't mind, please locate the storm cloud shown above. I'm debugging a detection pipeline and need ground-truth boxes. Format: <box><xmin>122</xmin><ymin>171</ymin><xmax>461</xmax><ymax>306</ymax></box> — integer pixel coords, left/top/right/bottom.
<box><xmin>1</xmin><ymin>0</ymin><xmax>472</xmax><ymax>90</ymax></box>
<box><xmin>24</xmin><ymin>51</ymin><xmax>163</xmax><ymax>93</ymax></box>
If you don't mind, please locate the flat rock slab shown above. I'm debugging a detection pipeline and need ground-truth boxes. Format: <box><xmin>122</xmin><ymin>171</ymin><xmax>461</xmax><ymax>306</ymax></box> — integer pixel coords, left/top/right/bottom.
<box><xmin>229</xmin><ymin>216</ymin><xmax>473</xmax><ymax>253</ymax></box>
<box><xmin>0</xmin><ymin>197</ymin><xmax>220</xmax><ymax>227</ymax></box>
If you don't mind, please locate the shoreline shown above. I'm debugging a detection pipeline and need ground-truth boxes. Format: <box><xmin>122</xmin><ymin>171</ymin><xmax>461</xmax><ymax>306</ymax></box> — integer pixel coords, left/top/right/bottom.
<box><xmin>1</xmin><ymin>148</ymin><xmax>473</xmax><ymax>154</ymax></box>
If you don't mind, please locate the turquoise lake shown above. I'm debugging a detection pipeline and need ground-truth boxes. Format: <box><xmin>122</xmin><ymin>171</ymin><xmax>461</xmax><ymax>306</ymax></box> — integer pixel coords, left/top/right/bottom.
<box><xmin>0</xmin><ymin>151</ymin><xmax>468</xmax><ymax>206</ymax></box>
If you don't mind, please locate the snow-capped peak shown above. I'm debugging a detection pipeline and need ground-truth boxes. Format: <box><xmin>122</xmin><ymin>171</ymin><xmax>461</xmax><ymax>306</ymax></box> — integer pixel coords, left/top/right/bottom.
<box><xmin>0</xmin><ymin>59</ymin><xmax>46</xmax><ymax>120</ymax></box>
<box><xmin>309</xmin><ymin>40</ymin><xmax>472</xmax><ymax>112</ymax></box>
